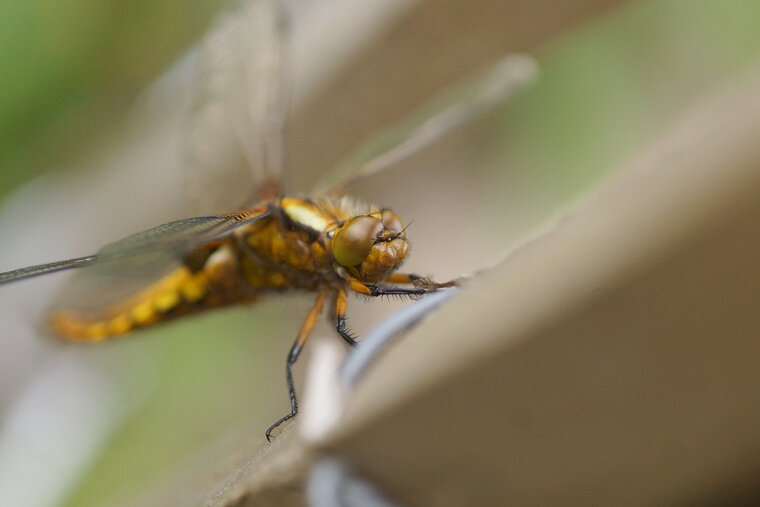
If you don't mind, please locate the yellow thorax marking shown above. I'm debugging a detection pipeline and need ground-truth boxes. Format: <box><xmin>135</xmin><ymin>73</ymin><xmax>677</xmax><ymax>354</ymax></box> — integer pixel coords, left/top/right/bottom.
<box><xmin>281</xmin><ymin>198</ymin><xmax>330</xmax><ymax>232</ymax></box>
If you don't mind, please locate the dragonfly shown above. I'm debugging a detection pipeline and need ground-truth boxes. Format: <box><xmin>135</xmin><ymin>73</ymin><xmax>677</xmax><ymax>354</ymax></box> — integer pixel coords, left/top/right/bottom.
<box><xmin>0</xmin><ymin>0</ymin><xmax>535</xmax><ymax>441</ymax></box>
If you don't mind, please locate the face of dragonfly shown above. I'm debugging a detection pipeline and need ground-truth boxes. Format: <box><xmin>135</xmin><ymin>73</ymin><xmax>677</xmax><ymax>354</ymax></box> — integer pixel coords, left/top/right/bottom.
<box><xmin>332</xmin><ymin>209</ymin><xmax>408</xmax><ymax>283</ymax></box>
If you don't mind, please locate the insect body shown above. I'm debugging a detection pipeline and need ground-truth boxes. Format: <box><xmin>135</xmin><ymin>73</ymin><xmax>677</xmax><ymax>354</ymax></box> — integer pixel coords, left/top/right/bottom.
<box><xmin>2</xmin><ymin>195</ymin><xmax>448</xmax><ymax>440</ymax></box>
<box><xmin>49</xmin><ymin>197</ymin><xmax>430</xmax><ymax>340</ymax></box>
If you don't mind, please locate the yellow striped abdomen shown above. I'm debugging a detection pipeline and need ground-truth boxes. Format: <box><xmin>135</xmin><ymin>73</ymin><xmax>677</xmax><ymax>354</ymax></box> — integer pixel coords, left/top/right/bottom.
<box><xmin>50</xmin><ymin>267</ymin><xmax>212</xmax><ymax>342</ymax></box>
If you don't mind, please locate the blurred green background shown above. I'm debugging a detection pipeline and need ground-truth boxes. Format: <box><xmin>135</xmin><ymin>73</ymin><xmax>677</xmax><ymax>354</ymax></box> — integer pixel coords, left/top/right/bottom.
<box><xmin>2</xmin><ymin>0</ymin><xmax>760</xmax><ymax>506</ymax></box>
<box><xmin>0</xmin><ymin>0</ymin><xmax>228</xmax><ymax>195</ymax></box>
<box><xmin>492</xmin><ymin>0</ymin><xmax>760</xmax><ymax>224</ymax></box>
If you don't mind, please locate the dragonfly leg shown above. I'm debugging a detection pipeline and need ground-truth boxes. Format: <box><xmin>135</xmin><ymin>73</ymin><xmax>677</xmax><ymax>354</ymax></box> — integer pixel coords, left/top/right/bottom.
<box><xmin>265</xmin><ymin>290</ymin><xmax>327</xmax><ymax>442</ymax></box>
<box><xmin>334</xmin><ymin>287</ymin><xmax>357</xmax><ymax>346</ymax></box>
<box><xmin>348</xmin><ymin>278</ymin><xmax>427</xmax><ymax>298</ymax></box>
<box><xmin>384</xmin><ymin>272</ymin><xmax>458</xmax><ymax>289</ymax></box>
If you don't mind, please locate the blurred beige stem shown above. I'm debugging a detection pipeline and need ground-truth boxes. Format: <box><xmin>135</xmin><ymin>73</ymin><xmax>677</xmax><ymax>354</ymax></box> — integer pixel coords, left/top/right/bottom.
<box><xmin>314</xmin><ymin>71</ymin><xmax>760</xmax><ymax>506</ymax></box>
<box><xmin>299</xmin><ymin>337</ymin><xmax>348</xmax><ymax>444</ymax></box>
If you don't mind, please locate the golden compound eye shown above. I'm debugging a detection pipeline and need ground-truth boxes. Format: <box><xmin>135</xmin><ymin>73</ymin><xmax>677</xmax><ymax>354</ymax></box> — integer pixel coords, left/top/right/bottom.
<box><xmin>381</xmin><ymin>209</ymin><xmax>405</xmax><ymax>237</ymax></box>
<box><xmin>332</xmin><ymin>216</ymin><xmax>383</xmax><ymax>267</ymax></box>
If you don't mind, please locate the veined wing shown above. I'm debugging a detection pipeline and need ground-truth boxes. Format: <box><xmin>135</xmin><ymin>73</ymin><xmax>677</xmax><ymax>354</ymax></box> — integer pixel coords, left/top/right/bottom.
<box><xmin>0</xmin><ymin>256</ymin><xmax>97</xmax><ymax>285</ymax></box>
<box><xmin>312</xmin><ymin>55</ymin><xmax>539</xmax><ymax>196</ymax></box>
<box><xmin>183</xmin><ymin>0</ymin><xmax>289</xmax><ymax>215</ymax></box>
<box><xmin>0</xmin><ymin>207</ymin><xmax>269</xmax><ymax>313</ymax></box>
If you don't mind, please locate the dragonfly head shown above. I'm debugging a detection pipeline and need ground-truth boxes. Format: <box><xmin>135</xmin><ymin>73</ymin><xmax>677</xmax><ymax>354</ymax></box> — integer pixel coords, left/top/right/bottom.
<box><xmin>331</xmin><ymin>209</ymin><xmax>408</xmax><ymax>283</ymax></box>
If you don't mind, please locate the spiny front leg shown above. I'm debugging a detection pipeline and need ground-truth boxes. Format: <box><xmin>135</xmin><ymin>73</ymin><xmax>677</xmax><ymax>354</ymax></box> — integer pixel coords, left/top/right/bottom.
<box><xmin>348</xmin><ymin>278</ymin><xmax>426</xmax><ymax>298</ymax></box>
<box><xmin>384</xmin><ymin>272</ymin><xmax>458</xmax><ymax>290</ymax></box>
<box><xmin>335</xmin><ymin>287</ymin><xmax>358</xmax><ymax>346</ymax></box>
<box><xmin>347</xmin><ymin>275</ymin><xmax>456</xmax><ymax>299</ymax></box>
<box><xmin>266</xmin><ymin>290</ymin><xmax>327</xmax><ymax>442</ymax></box>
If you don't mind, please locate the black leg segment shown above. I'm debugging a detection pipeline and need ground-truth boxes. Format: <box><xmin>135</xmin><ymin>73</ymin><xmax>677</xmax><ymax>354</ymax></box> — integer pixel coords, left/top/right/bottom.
<box><xmin>265</xmin><ymin>342</ymin><xmax>302</xmax><ymax>442</ymax></box>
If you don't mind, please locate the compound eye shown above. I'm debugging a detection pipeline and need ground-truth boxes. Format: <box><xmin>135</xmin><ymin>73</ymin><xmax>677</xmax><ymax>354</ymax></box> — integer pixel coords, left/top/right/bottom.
<box><xmin>332</xmin><ymin>216</ymin><xmax>383</xmax><ymax>267</ymax></box>
<box><xmin>381</xmin><ymin>210</ymin><xmax>405</xmax><ymax>237</ymax></box>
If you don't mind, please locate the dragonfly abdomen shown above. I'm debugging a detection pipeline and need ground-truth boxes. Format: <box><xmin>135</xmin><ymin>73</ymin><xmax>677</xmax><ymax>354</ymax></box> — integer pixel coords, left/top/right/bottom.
<box><xmin>49</xmin><ymin>265</ymin><xmax>249</xmax><ymax>341</ymax></box>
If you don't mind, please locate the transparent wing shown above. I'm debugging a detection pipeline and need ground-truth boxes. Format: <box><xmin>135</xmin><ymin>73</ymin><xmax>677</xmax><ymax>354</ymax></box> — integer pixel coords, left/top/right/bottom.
<box><xmin>183</xmin><ymin>0</ymin><xmax>290</xmax><ymax>215</ymax></box>
<box><xmin>45</xmin><ymin>206</ymin><xmax>269</xmax><ymax>315</ymax></box>
<box><xmin>312</xmin><ymin>55</ymin><xmax>539</xmax><ymax>196</ymax></box>
<box><xmin>0</xmin><ymin>256</ymin><xmax>97</xmax><ymax>285</ymax></box>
